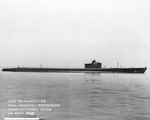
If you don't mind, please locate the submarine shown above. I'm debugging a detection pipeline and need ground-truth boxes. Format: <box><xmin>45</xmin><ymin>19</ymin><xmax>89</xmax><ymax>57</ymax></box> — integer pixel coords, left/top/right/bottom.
<box><xmin>2</xmin><ymin>60</ymin><xmax>147</xmax><ymax>73</ymax></box>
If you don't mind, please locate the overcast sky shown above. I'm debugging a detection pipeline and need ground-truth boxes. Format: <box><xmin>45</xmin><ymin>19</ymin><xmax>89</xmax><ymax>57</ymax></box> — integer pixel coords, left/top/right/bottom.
<box><xmin>0</xmin><ymin>0</ymin><xmax>150</xmax><ymax>68</ymax></box>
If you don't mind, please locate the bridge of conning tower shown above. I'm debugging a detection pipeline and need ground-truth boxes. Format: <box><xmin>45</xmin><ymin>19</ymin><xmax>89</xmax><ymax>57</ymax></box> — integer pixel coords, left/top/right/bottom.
<box><xmin>85</xmin><ymin>60</ymin><xmax>102</xmax><ymax>68</ymax></box>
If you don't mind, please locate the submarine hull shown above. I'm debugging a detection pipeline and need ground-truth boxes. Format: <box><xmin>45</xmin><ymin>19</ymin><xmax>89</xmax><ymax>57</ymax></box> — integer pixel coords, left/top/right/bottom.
<box><xmin>2</xmin><ymin>67</ymin><xmax>147</xmax><ymax>73</ymax></box>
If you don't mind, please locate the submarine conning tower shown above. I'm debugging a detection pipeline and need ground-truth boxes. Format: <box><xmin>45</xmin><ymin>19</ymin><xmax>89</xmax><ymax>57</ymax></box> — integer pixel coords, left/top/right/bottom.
<box><xmin>85</xmin><ymin>60</ymin><xmax>102</xmax><ymax>68</ymax></box>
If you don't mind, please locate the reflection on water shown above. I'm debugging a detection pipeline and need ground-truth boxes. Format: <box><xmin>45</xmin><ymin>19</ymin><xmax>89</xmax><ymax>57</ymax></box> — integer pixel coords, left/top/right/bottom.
<box><xmin>0</xmin><ymin>71</ymin><xmax>150</xmax><ymax>120</ymax></box>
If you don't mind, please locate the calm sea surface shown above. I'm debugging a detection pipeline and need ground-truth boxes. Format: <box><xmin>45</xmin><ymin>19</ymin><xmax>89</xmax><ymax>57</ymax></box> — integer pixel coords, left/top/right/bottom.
<box><xmin>0</xmin><ymin>70</ymin><xmax>150</xmax><ymax>120</ymax></box>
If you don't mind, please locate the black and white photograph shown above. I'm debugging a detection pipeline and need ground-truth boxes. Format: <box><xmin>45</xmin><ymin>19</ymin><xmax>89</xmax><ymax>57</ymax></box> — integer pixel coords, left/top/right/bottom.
<box><xmin>0</xmin><ymin>0</ymin><xmax>150</xmax><ymax>120</ymax></box>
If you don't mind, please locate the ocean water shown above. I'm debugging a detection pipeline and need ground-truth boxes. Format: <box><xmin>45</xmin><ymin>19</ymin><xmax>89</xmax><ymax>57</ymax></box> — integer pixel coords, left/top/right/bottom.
<box><xmin>0</xmin><ymin>70</ymin><xmax>150</xmax><ymax>120</ymax></box>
